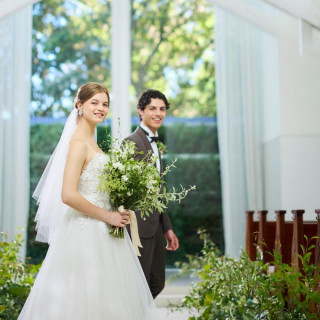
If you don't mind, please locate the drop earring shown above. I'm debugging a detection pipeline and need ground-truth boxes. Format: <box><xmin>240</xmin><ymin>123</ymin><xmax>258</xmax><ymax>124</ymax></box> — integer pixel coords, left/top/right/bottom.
<box><xmin>78</xmin><ymin>109</ymin><xmax>83</xmax><ymax>116</ymax></box>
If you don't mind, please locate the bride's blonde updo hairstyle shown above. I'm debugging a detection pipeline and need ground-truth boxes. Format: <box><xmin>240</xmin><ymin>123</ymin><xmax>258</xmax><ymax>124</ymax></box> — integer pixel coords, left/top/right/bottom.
<box><xmin>74</xmin><ymin>82</ymin><xmax>110</xmax><ymax>120</ymax></box>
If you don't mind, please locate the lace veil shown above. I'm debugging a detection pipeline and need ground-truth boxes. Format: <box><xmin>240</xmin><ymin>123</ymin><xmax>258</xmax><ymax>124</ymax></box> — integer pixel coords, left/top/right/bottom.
<box><xmin>33</xmin><ymin>108</ymin><xmax>78</xmax><ymax>244</ymax></box>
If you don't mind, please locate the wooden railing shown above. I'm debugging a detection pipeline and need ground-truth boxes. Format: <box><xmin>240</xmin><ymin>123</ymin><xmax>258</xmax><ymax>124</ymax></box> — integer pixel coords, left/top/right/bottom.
<box><xmin>245</xmin><ymin>209</ymin><xmax>320</xmax><ymax>269</ymax></box>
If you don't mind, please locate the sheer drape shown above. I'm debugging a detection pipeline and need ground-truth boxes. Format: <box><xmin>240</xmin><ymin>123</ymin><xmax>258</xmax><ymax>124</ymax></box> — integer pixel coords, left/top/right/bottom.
<box><xmin>0</xmin><ymin>4</ymin><xmax>32</xmax><ymax>254</ymax></box>
<box><xmin>214</xmin><ymin>8</ymin><xmax>269</xmax><ymax>257</ymax></box>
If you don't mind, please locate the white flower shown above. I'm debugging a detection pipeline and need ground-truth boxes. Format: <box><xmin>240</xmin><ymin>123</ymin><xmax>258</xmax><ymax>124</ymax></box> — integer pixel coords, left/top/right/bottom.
<box><xmin>122</xmin><ymin>175</ymin><xmax>128</xmax><ymax>182</ymax></box>
<box><xmin>147</xmin><ymin>179</ymin><xmax>156</xmax><ymax>188</ymax></box>
<box><xmin>113</xmin><ymin>162</ymin><xmax>120</xmax><ymax>168</ymax></box>
<box><xmin>113</xmin><ymin>162</ymin><xmax>125</xmax><ymax>171</ymax></box>
<box><xmin>113</xmin><ymin>146</ymin><xmax>121</xmax><ymax>152</ymax></box>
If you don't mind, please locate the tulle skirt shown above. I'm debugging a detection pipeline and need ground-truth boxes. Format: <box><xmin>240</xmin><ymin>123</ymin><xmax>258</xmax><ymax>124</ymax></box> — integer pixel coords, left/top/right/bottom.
<box><xmin>18</xmin><ymin>209</ymin><xmax>160</xmax><ymax>320</ymax></box>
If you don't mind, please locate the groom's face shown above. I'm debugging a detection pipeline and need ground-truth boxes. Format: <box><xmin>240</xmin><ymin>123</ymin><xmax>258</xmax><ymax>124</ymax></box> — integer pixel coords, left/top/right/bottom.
<box><xmin>139</xmin><ymin>98</ymin><xmax>167</xmax><ymax>134</ymax></box>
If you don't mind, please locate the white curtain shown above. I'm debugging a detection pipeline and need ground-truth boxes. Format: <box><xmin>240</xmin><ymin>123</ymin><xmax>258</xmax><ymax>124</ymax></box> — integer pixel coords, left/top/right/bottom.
<box><xmin>214</xmin><ymin>8</ymin><xmax>268</xmax><ymax>257</ymax></box>
<box><xmin>0</xmin><ymin>4</ymin><xmax>32</xmax><ymax>254</ymax></box>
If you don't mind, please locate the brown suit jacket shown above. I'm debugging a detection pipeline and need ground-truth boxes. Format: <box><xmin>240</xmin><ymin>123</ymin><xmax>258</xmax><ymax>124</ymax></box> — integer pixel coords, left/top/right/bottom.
<box><xmin>125</xmin><ymin>126</ymin><xmax>173</xmax><ymax>238</ymax></box>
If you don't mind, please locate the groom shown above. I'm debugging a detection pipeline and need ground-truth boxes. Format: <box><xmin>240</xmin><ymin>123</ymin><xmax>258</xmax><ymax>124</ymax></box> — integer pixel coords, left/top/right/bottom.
<box><xmin>125</xmin><ymin>89</ymin><xmax>179</xmax><ymax>299</ymax></box>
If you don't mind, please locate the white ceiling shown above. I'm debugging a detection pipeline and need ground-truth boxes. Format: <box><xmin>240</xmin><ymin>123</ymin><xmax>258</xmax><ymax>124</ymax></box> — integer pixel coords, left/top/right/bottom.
<box><xmin>0</xmin><ymin>0</ymin><xmax>39</xmax><ymax>19</ymax></box>
<box><xmin>208</xmin><ymin>0</ymin><xmax>320</xmax><ymax>58</ymax></box>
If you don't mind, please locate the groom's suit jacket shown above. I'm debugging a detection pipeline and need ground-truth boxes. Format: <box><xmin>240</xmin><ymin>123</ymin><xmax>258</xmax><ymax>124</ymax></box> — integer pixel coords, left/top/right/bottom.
<box><xmin>125</xmin><ymin>126</ymin><xmax>172</xmax><ymax>238</ymax></box>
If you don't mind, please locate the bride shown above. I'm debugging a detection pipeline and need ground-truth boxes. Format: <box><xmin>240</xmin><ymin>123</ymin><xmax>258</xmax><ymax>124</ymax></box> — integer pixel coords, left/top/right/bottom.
<box><xmin>18</xmin><ymin>82</ymin><xmax>160</xmax><ymax>319</ymax></box>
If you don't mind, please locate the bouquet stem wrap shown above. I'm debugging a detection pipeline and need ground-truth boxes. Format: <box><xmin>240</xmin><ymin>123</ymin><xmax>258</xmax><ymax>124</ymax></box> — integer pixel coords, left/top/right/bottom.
<box><xmin>118</xmin><ymin>205</ymin><xmax>143</xmax><ymax>256</ymax></box>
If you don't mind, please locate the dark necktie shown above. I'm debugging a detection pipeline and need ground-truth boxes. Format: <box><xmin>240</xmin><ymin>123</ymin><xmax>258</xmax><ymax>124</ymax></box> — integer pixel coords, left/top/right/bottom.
<box><xmin>150</xmin><ymin>136</ymin><xmax>160</xmax><ymax>143</ymax></box>
<box><xmin>140</xmin><ymin>127</ymin><xmax>160</xmax><ymax>143</ymax></box>
<box><xmin>140</xmin><ymin>127</ymin><xmax>162</xmax><ymax>172</ymax></box>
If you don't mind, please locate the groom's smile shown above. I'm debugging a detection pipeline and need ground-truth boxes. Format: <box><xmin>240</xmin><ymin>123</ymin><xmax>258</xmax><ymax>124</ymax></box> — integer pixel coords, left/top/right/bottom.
<box><xmin>138</xmin><ymin>98</ymin><xmax>167</xmax><ymax>134</ymax></box>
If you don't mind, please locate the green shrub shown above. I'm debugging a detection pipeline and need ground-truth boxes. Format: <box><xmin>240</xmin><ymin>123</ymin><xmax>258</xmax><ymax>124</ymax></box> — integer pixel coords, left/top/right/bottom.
<box><xmin>177</xmin><ymin>232</ymin><xmax>320</xmax><ymax>320</ymax></box>
<box><xmin>164</xmin><ymin>155</ymin><xmax>222</xmax><ymax>265</ymax></box>
<box><xmin>0</xmin><ymin>233</ymin><xmax>40</xmax><ymax>319</ymax></box>
<box><xmin>162</xmin><ymin>123</ymin><xmax>219</xmax><ymax>154</ymax></box>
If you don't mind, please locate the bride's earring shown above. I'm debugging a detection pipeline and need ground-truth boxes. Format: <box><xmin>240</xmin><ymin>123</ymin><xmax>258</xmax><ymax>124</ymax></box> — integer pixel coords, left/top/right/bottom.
<box><xmin>76</xmin><ymin>108</ymin><xmax>83</xmax><ymax>124</ymax></box>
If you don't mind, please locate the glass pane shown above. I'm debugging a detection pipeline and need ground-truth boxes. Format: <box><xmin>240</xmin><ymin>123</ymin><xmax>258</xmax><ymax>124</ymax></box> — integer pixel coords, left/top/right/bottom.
<box><xmin>130</xmin><ymin>0</ymin><xmax>224</xmax><ymax>267</ymax></box>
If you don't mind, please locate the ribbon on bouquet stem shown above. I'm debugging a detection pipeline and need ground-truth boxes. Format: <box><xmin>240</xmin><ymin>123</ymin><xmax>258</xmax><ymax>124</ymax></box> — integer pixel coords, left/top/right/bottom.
<box><xmin>118</xmin><ymin>205</ymin><xmax>143</xmax><ymax>256</ymax></box>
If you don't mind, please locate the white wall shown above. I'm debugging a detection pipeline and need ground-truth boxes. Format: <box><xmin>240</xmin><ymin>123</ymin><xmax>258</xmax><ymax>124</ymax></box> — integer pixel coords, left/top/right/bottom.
<box><xmin>264</xmin><ymin>40</ymin><xmax>320</xmax><ymax>219</ymax></box>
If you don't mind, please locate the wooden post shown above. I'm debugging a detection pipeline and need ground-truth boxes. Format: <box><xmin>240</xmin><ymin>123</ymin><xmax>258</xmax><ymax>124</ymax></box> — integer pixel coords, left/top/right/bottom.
<box><xmin>314</xmin><ymin>210</ymin><xmax>320</xmax><ymax>313</ymax></box>
<box><xmin>291</xmin><ymin>210</ymin><xmax>305</xmax><ymax>272</ymax></box>
<box><xmin>258</xmin><ymin>210</ymin><xmax>268</xmax><ymax>262</ymax></box>
<box><xmin>275</xmin><ymin>210</ymin><xmax>286</xmax><ymax>261</ymax></box>
<box><xmin>245</xmin><ymin>211</ymin><xmax>256</xmax><ymax>260</ymax></box>
<box><xmin>315</xmin><ymin>210</ymin><xmax>320</xmax><ymax>266</ymax></box>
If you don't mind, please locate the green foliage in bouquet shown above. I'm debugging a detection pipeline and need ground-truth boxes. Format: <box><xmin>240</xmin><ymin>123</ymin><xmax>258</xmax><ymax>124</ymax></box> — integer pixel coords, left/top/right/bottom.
<box><xmin>98</xmin><ymin>140</ymin><xmax>195</xmax><ymax>238</ymax></box>
<box><xmin>0</xmin><ymin>233</ymin><xmax>41</xmax><ymax>319</ymax></box>
<box><xmin>176</xmin><ymin>231</ymin><xmax>320</xmax><ymax>320</ymax></box>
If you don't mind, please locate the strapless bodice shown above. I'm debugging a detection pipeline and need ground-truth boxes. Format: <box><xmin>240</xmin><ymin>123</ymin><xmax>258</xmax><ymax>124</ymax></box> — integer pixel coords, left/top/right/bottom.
<box><xmin>78</xmin><ymin>153</ymin><xmax>111</xmax><ymax>210</ymax></box>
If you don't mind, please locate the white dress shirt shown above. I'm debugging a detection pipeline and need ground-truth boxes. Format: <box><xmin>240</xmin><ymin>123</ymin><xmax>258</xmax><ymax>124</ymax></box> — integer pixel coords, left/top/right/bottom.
<box><xmin>140</xmin><ymin>124</ymin><xmax>161</xmax><ymax>173</ymax></box>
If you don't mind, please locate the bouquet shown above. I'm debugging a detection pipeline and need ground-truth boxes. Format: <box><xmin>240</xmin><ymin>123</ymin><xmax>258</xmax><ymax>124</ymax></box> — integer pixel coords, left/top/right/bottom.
<box><xmin>98</xmin><ymin>140</ymin><xmax>195</xmax><ymax>239</ymax></box>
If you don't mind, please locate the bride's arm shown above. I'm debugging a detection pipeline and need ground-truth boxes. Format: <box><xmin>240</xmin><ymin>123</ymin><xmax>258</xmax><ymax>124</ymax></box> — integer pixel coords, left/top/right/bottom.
<box><xmin>61</xmin><ymin>139</ymin><xmax>128</xmax><ymax>227</ymax></box>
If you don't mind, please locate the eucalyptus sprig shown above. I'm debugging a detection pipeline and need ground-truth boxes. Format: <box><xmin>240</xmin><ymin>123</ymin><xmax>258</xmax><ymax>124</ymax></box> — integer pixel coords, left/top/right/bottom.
<box><xmin>131</xmin><ymin>184</ymin><xmax>196</xmax><ymax>222</ymax></box>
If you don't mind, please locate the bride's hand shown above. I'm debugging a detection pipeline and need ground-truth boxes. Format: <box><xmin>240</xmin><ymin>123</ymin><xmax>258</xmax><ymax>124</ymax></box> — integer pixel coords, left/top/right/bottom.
<box><xmin>105</xmin><ymin>210</ymin><xmax>130</xmax><ymax>227</ymax></box>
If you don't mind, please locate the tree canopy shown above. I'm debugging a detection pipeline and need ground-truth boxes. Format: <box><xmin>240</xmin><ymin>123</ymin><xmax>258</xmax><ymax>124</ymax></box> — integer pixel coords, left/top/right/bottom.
<box><xmin>32</xmin><ymin>0</ymin><xmax>215</xmax><ymax>117</ymax></box>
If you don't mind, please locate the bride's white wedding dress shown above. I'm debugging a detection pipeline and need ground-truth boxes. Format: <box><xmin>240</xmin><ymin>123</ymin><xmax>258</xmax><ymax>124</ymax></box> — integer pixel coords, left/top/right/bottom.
<box><xmin>19</xmin><ymin>153</ymin><xmax>160</xmax><ymax>320</ymax></box>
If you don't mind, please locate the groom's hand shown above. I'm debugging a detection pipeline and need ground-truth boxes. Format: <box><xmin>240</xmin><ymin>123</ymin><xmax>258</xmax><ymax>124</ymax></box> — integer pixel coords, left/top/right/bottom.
<box><xmin>165</xmin><ymin>229</ymin><xmax>179</xmax><ymax>251</ymax></box>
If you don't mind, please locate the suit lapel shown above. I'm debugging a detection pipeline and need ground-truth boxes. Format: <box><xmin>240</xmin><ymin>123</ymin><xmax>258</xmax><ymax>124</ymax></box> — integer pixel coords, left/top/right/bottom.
<box><xmin>135</xmin><ymin>126</ymin><xmax>163</xmax><ymax>174</ymax></box>
<box><xmin>135</xmin><ymin>126</ymin><xmax>153</xmax><ymax>154</ymax></box>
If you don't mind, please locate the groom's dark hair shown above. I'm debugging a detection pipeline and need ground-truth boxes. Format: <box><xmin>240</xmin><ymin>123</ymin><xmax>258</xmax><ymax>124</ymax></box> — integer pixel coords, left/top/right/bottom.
<box><xmin>137</xmin><ymin>89</ymin><xmax>170</xmax><ymax>121</ymax></box>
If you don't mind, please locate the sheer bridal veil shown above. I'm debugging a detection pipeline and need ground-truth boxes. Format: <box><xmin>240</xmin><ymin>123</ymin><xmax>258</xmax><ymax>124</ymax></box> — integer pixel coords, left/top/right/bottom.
<box><xmin>33</xmin><ymin>108</ymin><xmax>78</xmax><ymax>244</ymax></box>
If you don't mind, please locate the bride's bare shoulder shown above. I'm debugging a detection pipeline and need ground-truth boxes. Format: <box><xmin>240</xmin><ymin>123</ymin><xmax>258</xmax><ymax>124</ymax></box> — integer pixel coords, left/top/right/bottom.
<box><xmin>68</xmin><ymin>136</ymin><xmax>87</xmax><ymax>156</ymax></box>
<box><xmin>69</xmin><ymin>135</ymin><xmax>87</xmax><ymax>146</ymax></box>
<box><xmin>70</xmin><ymin>134</ymin><xmax>85</xmax><ymax>143</ymax></box>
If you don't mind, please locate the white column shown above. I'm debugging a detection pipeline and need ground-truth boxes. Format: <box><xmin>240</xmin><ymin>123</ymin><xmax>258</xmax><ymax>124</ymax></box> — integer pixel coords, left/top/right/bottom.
<box><xmin>264</xmin><ymin>39</ymin><xmax>320</xmax><ymax>219</ymax></box>
<box><xmin>111</xmin><ymin>0</ymin><xmax>131</xmax><ymax>142</ymax></box>
<box><xmin>0</xmin><ymin>4</ymin><xmax>32</xmax><ymax>256</ymax></box>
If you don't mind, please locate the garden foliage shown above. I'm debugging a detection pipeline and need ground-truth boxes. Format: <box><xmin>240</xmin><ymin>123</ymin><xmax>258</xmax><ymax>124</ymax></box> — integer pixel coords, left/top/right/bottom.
<box><xmin>177</xmin><ymin>231</ymin><xmax>320</xmax><ymax>320</ymax></box>
<box><xmin>0</xmin><ymin>233</ymin><xmax>40</xmax><ymax>319</ymax></box>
